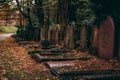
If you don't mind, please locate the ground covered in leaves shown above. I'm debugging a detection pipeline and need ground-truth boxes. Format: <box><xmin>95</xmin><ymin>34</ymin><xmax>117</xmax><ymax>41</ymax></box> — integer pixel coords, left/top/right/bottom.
<box><xmin>1</xmin><ymin>37</ymin><xmax>120</xmax><ymax>80</ymax></box>
<box><xmin>0</xmin><ymin>37</ymin><xmax>59</xmax><ymax>80</ymax></box>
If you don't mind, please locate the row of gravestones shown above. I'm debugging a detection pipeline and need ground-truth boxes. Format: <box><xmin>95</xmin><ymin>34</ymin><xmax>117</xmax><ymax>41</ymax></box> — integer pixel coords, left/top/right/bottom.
<box><xmin>91</xmin><ymin>16</ymin><xmax>119</xmax><ymax>60</ymax></box>
<box><xmin>41</xmin><ymin>16</ymin><xmax>120</xmax><ymax>60</ymax></box>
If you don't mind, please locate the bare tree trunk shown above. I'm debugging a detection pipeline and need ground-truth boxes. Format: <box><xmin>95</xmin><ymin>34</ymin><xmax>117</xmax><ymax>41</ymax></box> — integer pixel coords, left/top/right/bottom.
<box><xmin>35</xmin><ymin>0</ymin><xmax>44</xmax><ymax>41</ymax></box>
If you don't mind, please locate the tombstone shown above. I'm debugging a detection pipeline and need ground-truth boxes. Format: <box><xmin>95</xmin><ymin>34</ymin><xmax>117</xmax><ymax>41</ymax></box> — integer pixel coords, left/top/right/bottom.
<box><xmin>48</xmin><ymin>26</ymin><xmax>51</xmax><ymax>42</ymax></box>
<box><xmin>64</xmin><ymin>22</ymin><xmax>75</xmax><ymax>49</ymax></box>
<box><xmin>55</xmin><ymin>24</ymin><xmax>61</xmax><ymax>45</ymax></box>
<box><xmin>41</xmin><ymin>25</ymin><xmax>46</xmax><ymax>40</ymax></box>
<box><xmin>69</xmin><ymin>22</ymin><xmax>75</xmax><ymax>49</ymax></box>
<box><xmin>33</xmin><ymin>28</ymin><xmax>40</xmax><ymax>41</ymax></box>
<box><xmin>64</xmin><ymin>25</ymin><xmax>69</xmax><ymax>48</ymax></box>
<box><xmin>41</xmin><ymin>39</ymin><xmax>50</xmax><ymax>49</ymax></box>
<box><xmin>89</xmin><ymin>26</ymin><xmax>99</xmax><ymax>55</ymax></box>
<box><xmin>79</xmin><ymin>25</ymin><xmax>87</xmax><ymax>51</ymax></box>
<box><xmin>51</xmin><ymin>28</ymin><xmax>57</xmax><ymax>45</ymax></box>
<box><xmin>99</xmin><ymin>16</ymin><xmax>114</xmax><ymax>59</ymax></box>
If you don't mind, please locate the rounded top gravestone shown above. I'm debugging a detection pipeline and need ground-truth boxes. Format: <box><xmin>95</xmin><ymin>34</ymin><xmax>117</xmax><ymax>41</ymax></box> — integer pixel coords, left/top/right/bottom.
<box><xmin>99</xmin><ymin>16</ymin><xmax>114</xmax><ymax>59</ymax></box>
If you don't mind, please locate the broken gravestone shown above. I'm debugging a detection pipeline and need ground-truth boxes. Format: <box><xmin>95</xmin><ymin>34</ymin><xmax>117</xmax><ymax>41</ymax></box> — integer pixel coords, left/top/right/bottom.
<box><xmin>99</xmin><ymin>16</ymin><xmax>114</xmax><ymax>59</ymax></box>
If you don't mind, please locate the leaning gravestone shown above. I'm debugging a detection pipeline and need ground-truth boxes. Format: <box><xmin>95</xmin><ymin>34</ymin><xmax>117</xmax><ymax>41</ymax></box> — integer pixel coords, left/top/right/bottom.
<box><xmin>99</xmin><ymin>16</ymin><xmax>114</xmax><ymax>59</ymax></box>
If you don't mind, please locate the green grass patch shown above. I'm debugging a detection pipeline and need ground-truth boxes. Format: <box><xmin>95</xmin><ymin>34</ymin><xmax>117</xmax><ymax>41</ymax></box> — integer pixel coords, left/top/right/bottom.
<box><xmin>0</xmin><ymin>26</ymin><xmax>18</xmax><ymax>34</ymax></box>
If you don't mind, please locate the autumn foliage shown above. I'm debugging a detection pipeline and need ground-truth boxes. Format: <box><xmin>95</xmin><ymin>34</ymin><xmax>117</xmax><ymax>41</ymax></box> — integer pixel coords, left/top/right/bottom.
<box><xmin>0</xmin><ymin>37</ymin><xmax>58</xmax><ymax>80</ymax></box>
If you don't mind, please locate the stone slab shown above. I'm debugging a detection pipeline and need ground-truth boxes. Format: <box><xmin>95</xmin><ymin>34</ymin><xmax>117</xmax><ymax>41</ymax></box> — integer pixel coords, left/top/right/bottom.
<box><xmin>51</xmin><ymin>67</ymin><xmax>120</xmax><ymax>79</ymax></box>
<box><xmin>45</xmin><ymin>61</ymin><xmax>75</xmax><ymax>68</ymax></box>
<box><xmin>31</xmin><ymin>53</ymin><xmax>90</xmax><ymax>62</ymax></box>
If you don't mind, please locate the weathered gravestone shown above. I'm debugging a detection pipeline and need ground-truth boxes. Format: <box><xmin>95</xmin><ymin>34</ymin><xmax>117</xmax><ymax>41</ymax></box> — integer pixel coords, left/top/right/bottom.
<box><xmin>64</xmin><ymin>25</ymin><xmax>69</xmax><ymax>48</ymax></box>
<box><xmin>33</xmin><ymin>28</ymin><xmax>40</xmax><ymax>41</ymax></box>
<box><xmin>48</xmin><ymin>26</ymin><xmax>51</xmax><ymax>42</ymax></box>
<box><xmin>51</xmin><ymin>28</ymin><xmax>57</xmax><ymax>45</ymax></box>
<box><xmin>69</xmin><ymin>22</ymin><xmax>75</xmax><ymax>49</ymax></box>
<box><xmin>49</xmin><ymin>25</ymin><xmax>61</xmax><ymax>46</ymax></box>
<box><xmin>99</xmin><ymin>16</ymin><xmax>114</xmax><ymax>59</ymax></box>
<box><xmin>79</xmin><ymin>25</ymin><xmax>87</xmax><ymax>51</ymax></box>
<box><xmin>41</xmin><ymin>24</ymin><xmax>50</xmax><ymax>40</ymax></box>
<box><xmin>41</xmin><ymin>25</ymin><xmax>46</xmax><ymax>40</ymax></box>
<box><xmin>64</xmin><ymin>22</ymin><xmax>75</xmax><ymax>49</ymax></box>
<box><xmin>55</xmin><ymin>24</ymin><xmax>61</xmax><ymax>45</ymax></box>
<box><xmin>89</xmin><ymin>26</ymin><xmax>99</xmax><ymax>55</ymax></box>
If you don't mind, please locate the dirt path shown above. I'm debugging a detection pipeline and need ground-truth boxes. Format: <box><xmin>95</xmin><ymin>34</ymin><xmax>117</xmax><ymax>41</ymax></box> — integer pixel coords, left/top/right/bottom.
<box><xmin>0</xmin><ymin>34</ymin><xmax>13</xmax><ymax>41</ymax></box>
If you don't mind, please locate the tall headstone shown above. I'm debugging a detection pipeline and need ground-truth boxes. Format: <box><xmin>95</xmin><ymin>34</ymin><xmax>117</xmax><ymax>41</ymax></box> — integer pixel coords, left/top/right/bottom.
<box><xmin>80</xmin><ymin>25</ymin><xmax>87</xmax><ymax>51</ymax></box>
<box><xmin>33</xmin><ymin>28</ymin><xmax>40</xmax><ymax>41</ymax></box>
<box><xmin>41</xmin><ymin>25</ymin><xmax>46</xmax><ymax>40</ymax></box>
<box><xmin>90</xmin><ymin>26</ymin><xmax>99</xmax><ymax>55</ymax></box>
<box><xmin>55</xmin><ymin>24</ymin><xmax>60</xmax><ymax>45</ymax></box>
<box><xmin>99</xmin><ymin>16</ymin><xmax>114</xmax><ymax>59</ymax></box>
<box><xmin>64</xmin><ymin>22</ymin><xmax>75</xmax><ymax>49</ymax></box>
<box><xmin>48</xmin><ymin>26</ymin><xmax>51</xmax><ymax>42</ymax></box>
<box><xmin>51</xmin><ymin>28</ymin><xmax>57</xmax><ymax>45</ymax></box>
<box><xmin>64</xmin><ymin>25</ymin><xmax>69</xmax><ymax>48</ymax></box>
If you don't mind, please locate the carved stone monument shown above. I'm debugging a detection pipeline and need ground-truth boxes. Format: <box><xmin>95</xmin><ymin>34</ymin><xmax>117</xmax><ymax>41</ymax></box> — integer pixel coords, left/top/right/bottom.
<box><xmin>99</xmin><ymin>16</ymin><xmax>114</xmax><ymax>59</ymax></box>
